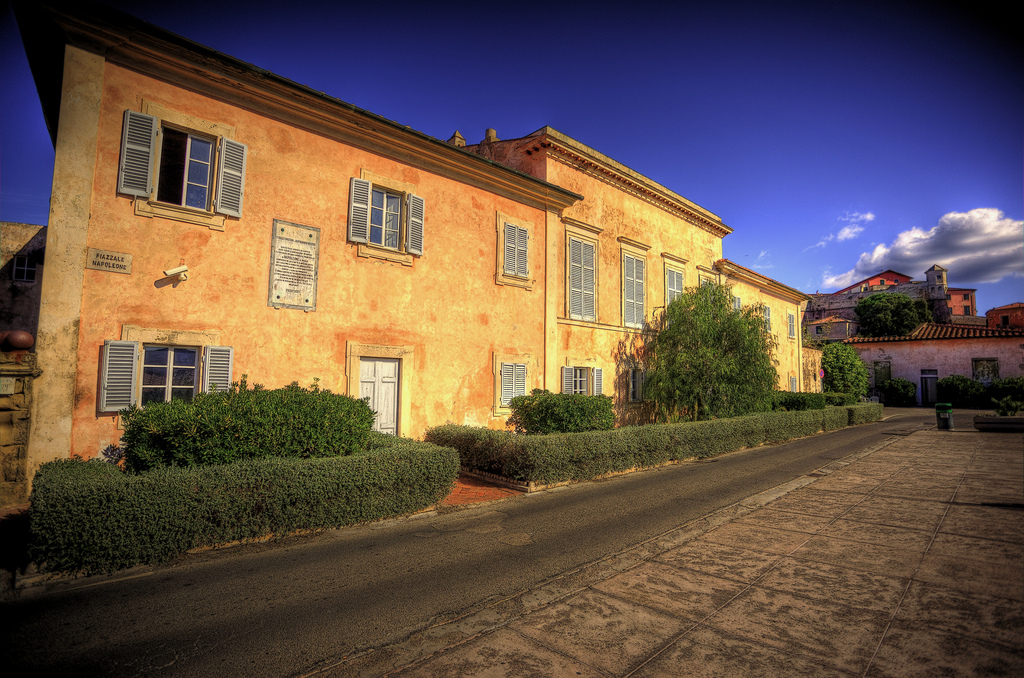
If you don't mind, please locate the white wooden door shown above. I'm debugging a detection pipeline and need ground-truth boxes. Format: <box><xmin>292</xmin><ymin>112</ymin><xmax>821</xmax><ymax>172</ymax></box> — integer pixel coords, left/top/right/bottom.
<box><xmin>360</xmin><ymin>358</ymin><xmax>399</xmax><ymax>435</ymax></box>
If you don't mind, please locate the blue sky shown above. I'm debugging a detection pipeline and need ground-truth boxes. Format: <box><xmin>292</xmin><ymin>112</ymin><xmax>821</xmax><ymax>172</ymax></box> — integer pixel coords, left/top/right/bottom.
<box><xmin>3</xmin><ymin>0</ymin><xmax>1021</xmax><ymax>311</ymax></box>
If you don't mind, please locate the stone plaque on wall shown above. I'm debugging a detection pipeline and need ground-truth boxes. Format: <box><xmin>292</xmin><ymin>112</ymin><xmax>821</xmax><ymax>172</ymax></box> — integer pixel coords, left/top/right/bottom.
<box><xmin>268</xmin><ymin>220</ymin><xmax>320</xmax><ymax>311</ymax></box>
<box><xmin>86</xmin><ymin>248</ymin><xmax>133</xmax><ymax>274</ymax></box>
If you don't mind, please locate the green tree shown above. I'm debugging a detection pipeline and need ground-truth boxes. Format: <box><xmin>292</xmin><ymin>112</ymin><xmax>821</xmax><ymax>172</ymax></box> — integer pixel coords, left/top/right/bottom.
<box><xmin>643</xmin><ymin>283</ymin><xmax>778</xmax><ymax>421</ymax></box>
<box><xmin>820</xmin><ymin>342</ymin><xmax>869</xmax><ymax>398</ymax></box>
<box><xmin>854</xmin><ymin>293</ymin><xmax>931</xmax><ymax>337</ymax></box>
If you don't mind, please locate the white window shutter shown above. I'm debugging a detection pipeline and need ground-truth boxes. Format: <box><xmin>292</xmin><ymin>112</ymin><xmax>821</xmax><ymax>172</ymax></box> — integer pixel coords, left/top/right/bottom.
<box><xmin>503</xmin><ymin>223</ymin><xmax>517</xmax><ymax>275</ymax></box>
<box><xmin>514</xmin><ymin>363</ymin><xmax>527</xmax><ymax>399</ymax></box>
<box><xmin>214</xmin><ymin>138</ymin><xmax>247</xmax><ymax>217</ymax></box>
<box><xmin>624</xmin><ymin>254</ymin><xmax>635</xmax><ymax>327</ymax></box>
<box><xmin>593</xmin><ymin>368</ymin><xmax>603</xmax><ymax>395</ymax></box>
<box><xmin>203</xmin><ymin>345</ymin><xmax>234</xmax><ymax>393</ymax></box>
<box><xmin>117</xmin><ymin>111</ymin><xmax>157</xmax><ymax>197</ymax></box>
<box><xmin>100</xmin><ymin>340</ymin><xmax>139</xmax><ymax>412</ymax></box>
<box><xmin>516</xmin><ymin>227</ymin><xmax>529</xmax><ymax>277</ymax></box>
<box><xmin>582</xmin><ymin>241</ymin><xmax>596</xmax><ymax>321</ymax></box>
<box><xmin>500</xmin><ymin>362</ymin><xmax>514</xmax><ymax>407</ymax></box>
<box><xmin>635</xmin><ymin>258</ymin><xmax>645</xmax><ymax>324</ymax></box>
<box><xmin>569</xmin><ymin>239</ymin><xmax>583</xmax><ymax>319</ymax></box>
<box><xmin>562</xmin><ymin>366</ymin><xmax>574</xmax><ymax>394</ymax></box>
<box><xmin>348</xmin><ymin>178</ymin><xmax>371</xmax><ymax>244</ymax></box>
<box><xmin>406</xmin><ymin>194</ymin><xmax>424</xmax><ymax>255</ymax></box>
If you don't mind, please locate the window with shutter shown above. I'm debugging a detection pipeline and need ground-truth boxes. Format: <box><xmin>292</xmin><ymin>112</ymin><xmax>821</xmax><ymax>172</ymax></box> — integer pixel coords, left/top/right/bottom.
<box><xmin>790</xmin><ymin>376</ymin><xmax>798</xmax><ymax>392</ymax></box>
<box><xmin>503</xmin><ymin>223</ymin><xmax>529</xmax><ymax>278</ymax></box>
<box><xmin>204</xmin><ymin>346</ymin><xmax>234</xmax><ymax>392</ymax></box>
<box><xmin>348</xmin><ymin>177</ymin><xmax>424</xmax><ymax>261</ymax></box>
<box><xmin>499</xmin><ymin>362</ymin><xmax>527</xmax><ymax>407</ymax></box>
<box><xmin>733</xmin><ymin>295</ymin><xmax>742</xmax><ymax>311</ymax></box>
<box><xmin>562</xmin><ymin>365</ymin><xmax>602</xmax><ymax>395</ymax></box>
<box><xmin>117</xmin><ymin>109</ymin><xmax>247</xmax><ymax>221</ymax></box>
<box><xmin>629</xmin><ymin>369</ymin><xmax>645</xmax><ymax>402</ymax></box>
<box><xmin>666</xmin><ymin>268</ymin><xmax>683</xmax><ymax>305</ymax></box>
<box><xmin>623</xmin><ymin>254</ymin><xmax>645</xmax><ymax>328</ymax></box>
<box><xmin>569</xmin><ymin>237</ymin><xmax>596</xmax><ymax>321</ymax></box>
<box><xmin>788</xmin><ymin>313</ymin><xmax>796</xmax><ymax>338</ymax></box>
<box><xmin>764</xmin><ymin>306</ymin><xmax>772</xmax><ymax>332</ymax></box>
<box><xmin>100</xmin><ymin>340</ymin><xmax>139</xmax><ymax>412</ymax></box>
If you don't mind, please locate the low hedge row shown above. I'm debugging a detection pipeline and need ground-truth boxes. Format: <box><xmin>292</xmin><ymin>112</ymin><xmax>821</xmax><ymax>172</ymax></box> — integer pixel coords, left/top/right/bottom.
<box><xmin>425</xmin><ymin>403</ymin><xmax>883</xmax><ymax>485</ymax></box>
<box><xmin>29</xmin><ymin>439</ymin><xmax>458</xmax><ymax>575</ymax></box>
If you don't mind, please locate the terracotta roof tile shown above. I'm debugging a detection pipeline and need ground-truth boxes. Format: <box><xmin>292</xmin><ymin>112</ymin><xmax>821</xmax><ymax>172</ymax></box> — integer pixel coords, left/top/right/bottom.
<box><xmin>845</xmin><ymin>322</ymin><xmax>1024</xmax><ymax>344</ymax></box>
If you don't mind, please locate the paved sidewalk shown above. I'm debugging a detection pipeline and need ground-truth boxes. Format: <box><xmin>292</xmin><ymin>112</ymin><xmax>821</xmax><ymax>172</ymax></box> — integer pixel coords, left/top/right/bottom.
<box><xmin>327</xmin><ymin>430</ymin><xmax>1023</xmax><ymax>677</ymax></box>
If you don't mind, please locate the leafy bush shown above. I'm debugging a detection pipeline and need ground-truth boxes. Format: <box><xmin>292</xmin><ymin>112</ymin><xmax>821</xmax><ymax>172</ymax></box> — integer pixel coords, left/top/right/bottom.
<box><xmin>879</xmin><ymin>378</ymin><xmax>917</xmax><ymax>407</ymax></box>
<box><xmin>989</xmin><ymin>377</ymin><xmax>1024</xmax><ymax>403</ymax></box>
<box><xmin>823</xmin><ymin>392</ymin><xmax>859</xmax><ymax>406</ymax></box>
<box><xmin>936</xmin><ymin>374</ymin><xmax>986</xmax><ymax>408</ymax></box>
<box><xmin>821</xmin><ymin>343</ymin><xmax>869</xmax><ymax>398</ymax></box>
<box><xmin>991</xmin><ymin>396</ymin><xmax>1023</xmax><ymax>416</ymax></box>
<box><xmin>29</xmin><ymin>438</ymin><xmax>458</xmax><ymax>575</ymax></box>
<box><xmin>507</xmin><ymin>389</ymin><xmax>614</xmax><ymax>435</ymax></box>
<box><xmin>121</xmin><ymin>378</ymin><xmax>375</xmax><ymax>472</ymax></box>
<box><xmin>426</xmin><ymin>404</ymin><xmax>884</xmax><ymax>485</ymax></box>
<box><xmin>772</xmin><ymin>391</ymin><xmax>827</xmax><ymax>411</ymax></box>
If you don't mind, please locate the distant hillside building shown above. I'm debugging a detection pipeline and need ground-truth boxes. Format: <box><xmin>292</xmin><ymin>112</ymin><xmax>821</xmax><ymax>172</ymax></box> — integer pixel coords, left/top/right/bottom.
<box><xmin>986</xmin><ymin>303</ymin><xmax>1024</xmax><ymax>330</ymax></box>
<box><xmin>803</xmin><ymin>265</ymin><xmax>979</xmax><ymax>328</ymax></box>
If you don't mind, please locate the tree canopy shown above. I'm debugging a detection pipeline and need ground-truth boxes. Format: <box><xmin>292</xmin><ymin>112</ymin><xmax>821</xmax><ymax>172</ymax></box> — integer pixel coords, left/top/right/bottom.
<box><xmin>854</xmin><ymin>293</ymin><xmax>931</xmax><ymax>337</ymax></box>
<box><xmin>821</xmin><ymin>342</ymin><xmax>869</xmax><ymax>398</ymax></box>
<box><xmin>643</xmin><ymin>283</ymin><xmax>778</xmax><ymax>421</ymax></box>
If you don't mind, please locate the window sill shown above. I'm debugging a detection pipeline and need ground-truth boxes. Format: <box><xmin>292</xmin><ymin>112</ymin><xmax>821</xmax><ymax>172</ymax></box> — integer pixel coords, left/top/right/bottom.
<box><xmin>496</xmin><ymin>273</ymin><xmax>534</xmax><ymax>290</ymax></box>
<box><xmin>135</xmin><ymin>200</ymin><xmax>226</xmax><ymax>231</ymax></box>
<box><xmin>357</xmin><ymin>243</ymin><xmax>414</xmax><ymax>266</ymax></box>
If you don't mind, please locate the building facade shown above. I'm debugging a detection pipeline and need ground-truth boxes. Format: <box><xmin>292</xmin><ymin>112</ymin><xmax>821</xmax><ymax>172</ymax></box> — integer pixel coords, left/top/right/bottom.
<box><xmin>14</xmin><ymin>3</ymin><xmax>808</xmax><ymax>486</ymax></box>
<box><xmin>845</xmin><ymin>324</ymin><xmax>1024</xmax><ymax>404</ymax></box>
<box><xmin>804</xmin><ymin>265</ymin><xmax>978</xmax><ymax>327</ymax></box>
<box><xmin>1</xmin><ymin>222</ymin><xmax>46</xmax><ymax>338</ymax></box>
<box><xmin>986</xmin><ymin>303</ymin><xmax>1024</xmax><ymax>329</ymax></box>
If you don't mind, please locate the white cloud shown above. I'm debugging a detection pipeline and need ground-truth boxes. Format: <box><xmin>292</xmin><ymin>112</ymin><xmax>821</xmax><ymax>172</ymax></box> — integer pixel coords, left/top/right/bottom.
<box><xmin>836</xmin><ymin>224</ymin><xmax>863</xmax><ymax>241</ymax></box>
<box><xmin>822</xmin><ymin>208</ymin><xmax>1023</xmax><ymax>289</ymax></box>
<box><xmin>750</xmin><ymin>250</ymin><xmax>773</xmax><ymax>270</ymax></box>
<box><xmin>804</xmin><ymin>211</ymin><xmax>870</xmax><ymax>251</ymax></box>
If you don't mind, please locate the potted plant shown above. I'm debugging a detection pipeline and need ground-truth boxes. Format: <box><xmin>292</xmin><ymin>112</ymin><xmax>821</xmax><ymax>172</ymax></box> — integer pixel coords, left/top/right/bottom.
<box><xmin>973</xmin><ymin>396</ymin><xmax>1024</xmax><ymax>432</ymax></box>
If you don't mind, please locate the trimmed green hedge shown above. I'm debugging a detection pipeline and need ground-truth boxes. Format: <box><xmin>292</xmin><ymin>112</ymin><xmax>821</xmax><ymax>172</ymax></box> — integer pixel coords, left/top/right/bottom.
<box><xmin>426</xmin><ymin>403</ymin><xmax>884</xmax><ymax>485</ymax></box>
<box><xmin>120</xmin><ymin>379</ymin><xmax>375</xmax><ymax>473</ymax></box>
<box><xmin>29</xmin><ymin>439</ymin><xmax>458</xmax><ymax>575</ymax></box>
<box><xmin>507</xmin><ymin>390</ymin><xmax>615</xmax><ymax>434</ymax></box>
<box><xmin>772</xmin><ymin>391</ymin><xmax>827</xmax><ymax>411</ymax></box>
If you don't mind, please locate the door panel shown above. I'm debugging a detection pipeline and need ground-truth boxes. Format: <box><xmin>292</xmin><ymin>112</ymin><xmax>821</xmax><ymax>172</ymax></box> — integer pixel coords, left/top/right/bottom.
<box><xmin>360</xmin><ymin>358</ymin><xmax>399</xmax><ymax>435</ymax></box>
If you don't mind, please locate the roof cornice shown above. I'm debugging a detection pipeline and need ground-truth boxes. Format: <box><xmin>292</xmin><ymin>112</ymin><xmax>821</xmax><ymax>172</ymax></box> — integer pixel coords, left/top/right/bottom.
<box><xmin>17</xmin><ymin>2</ymin><xmax>582</xmax><ymax>214</ymax></box>
<box><xmin>510</xmin><ymin>128</ymin><xmax>732</xmax><ymax>239</ymax></box>
<box><xmin>714</xmin><ymin>259</ymin><xmax>811</xmax><ymax>304</ymax></box>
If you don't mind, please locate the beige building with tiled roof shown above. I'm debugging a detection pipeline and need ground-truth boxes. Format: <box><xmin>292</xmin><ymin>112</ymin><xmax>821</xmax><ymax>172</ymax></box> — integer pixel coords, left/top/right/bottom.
<box><xmin>844</xmin><ymin>323</ymin><xmax>1024</xmax><ymax>404</ymax></box>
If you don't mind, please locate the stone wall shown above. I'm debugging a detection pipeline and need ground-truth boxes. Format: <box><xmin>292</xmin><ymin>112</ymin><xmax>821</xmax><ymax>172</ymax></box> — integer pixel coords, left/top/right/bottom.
<box><xmin>1</xmin><ymin>352</ymin><xmax>39</xmax><ymax>508</ymax></box>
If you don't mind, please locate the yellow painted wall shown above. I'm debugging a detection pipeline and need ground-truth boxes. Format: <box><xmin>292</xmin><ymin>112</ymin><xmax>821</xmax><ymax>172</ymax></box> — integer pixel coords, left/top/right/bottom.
<box><xmin>67</xmin><ymin>62</ymin><xmax>555</xmax><ymax>458</ymax></box>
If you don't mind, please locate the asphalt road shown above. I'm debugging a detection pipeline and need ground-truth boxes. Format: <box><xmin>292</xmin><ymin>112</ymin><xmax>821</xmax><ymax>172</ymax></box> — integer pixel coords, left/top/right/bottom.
<box><xmin>1</xmin><ymin>409</ymin><xmax>947</xmax><ymax>677</ymax></box>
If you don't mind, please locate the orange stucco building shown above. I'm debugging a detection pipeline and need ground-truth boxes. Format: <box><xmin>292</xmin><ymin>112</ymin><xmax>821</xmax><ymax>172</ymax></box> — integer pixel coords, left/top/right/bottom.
<box><xmin>14</xmin><ymin>3</ymin><xmax>808</xmax><ymax>484</ymax></box>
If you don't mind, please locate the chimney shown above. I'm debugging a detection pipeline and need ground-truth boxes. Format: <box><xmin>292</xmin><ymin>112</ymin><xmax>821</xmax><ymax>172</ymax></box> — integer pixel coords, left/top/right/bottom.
<box><xmin>446</xmin><ymin>131</ymin><xmax>466</xmax><ymax>147</ymax></box>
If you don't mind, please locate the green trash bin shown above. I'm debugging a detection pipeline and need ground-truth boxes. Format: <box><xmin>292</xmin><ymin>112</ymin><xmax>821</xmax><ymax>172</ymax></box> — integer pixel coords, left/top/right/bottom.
<box><xmin>935</xmin><ymin>403</ymin><xmax>953</xmax><ymax>430</ymax></box>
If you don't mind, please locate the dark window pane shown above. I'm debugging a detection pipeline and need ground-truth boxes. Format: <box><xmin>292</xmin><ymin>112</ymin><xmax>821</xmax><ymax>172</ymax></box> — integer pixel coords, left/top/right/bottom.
<box><xmin>144</xmin><ymin>347</ymin><xmax>168</xmax><ymax>366</ymax></box>
<box><xmin>189</xmin><ymin>137</ymin><xmax>212</xmax><ymax>162</ymax></box>
<box><xmin>370</xmin><ymin>225</ymin><xmax>382</xmax><ymax>244</ymax></box>
<box><xmin>185</xmin><ymin>184</ymin><xmax>208</xmax><ymax>209</ymax></box>
<box><xmin>371</xmin><ymin>189</ymin><xmax>383</xmax><ymax>209</ymax></box>
<box><xmin>187</xmin><ymin>161</ymin><xmax>209</xmax><ymax>186</ymax></box>
<box><xmin>170</xmin><ymin>388</ymin><xmax>194</xmax><ymax>403</ymax></box>
<box><xmin>172</xmin><ymin>367</ymin><xmax>195</xmax><ymax>387</ymax></box>
<box><xmin>143</xmin><ymin>366</ymin><xmax>167</xmax><ymax>386</ymax></box>
<box><xmin>157</xmin><ymin>128</ymin><xmax>186</xmax><ymax>204</ymax></box>
<box><xmin>141</xmin><ymin>388</ymin><xmax>165</xmax><ymax>405</ymax></box>
<box><xmin>173</xmin><ymin>349</ymin><xmax>197</xmax><ymax>366</ymax></box>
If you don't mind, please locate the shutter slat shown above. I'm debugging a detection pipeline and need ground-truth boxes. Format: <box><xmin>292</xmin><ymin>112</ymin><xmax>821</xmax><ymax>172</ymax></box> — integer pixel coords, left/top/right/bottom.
<box><xmin>118</xmin><ymin>111</ymin><xmax>157</xmax><ymax>197</ymax></box>
<box><xmin>407</xmin><ymin>194</ymin><xmax>425</xmax><ymax>255</ymax></box>
<box><xmin>100</xmin><ymin>340</ymin><xmax>139</xmax><ymax>412</ymax></box>
<box><xmin>214</xmin><ymin>138</ymin><xmax>247</xmax><ymax>217</ymax></box>
<box><xmin>203</xmin><ymin>346</ymin><xmax>234</xmax><ymax>392</ymax></box>
<box><xmin>348</xmin><ymin>178</ymin><xmax>371</xmax><ymax>244</ymax></box>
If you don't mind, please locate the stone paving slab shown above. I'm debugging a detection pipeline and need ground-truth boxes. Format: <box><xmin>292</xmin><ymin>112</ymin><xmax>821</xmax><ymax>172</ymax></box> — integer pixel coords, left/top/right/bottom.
<box><xmin>327</xmin><ymin>431</ymin><xmax>1023</xmax><ymax>677</ymax></box>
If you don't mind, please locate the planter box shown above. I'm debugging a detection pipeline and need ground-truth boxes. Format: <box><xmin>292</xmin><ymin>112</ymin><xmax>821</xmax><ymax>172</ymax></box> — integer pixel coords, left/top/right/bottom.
<box><xmin>973</xmin><ymin>415</ymin><xmax>1024</xmax><ymax>432</ymax></box>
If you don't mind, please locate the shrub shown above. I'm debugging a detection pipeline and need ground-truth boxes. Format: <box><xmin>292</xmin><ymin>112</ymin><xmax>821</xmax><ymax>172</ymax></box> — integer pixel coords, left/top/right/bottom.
<box><xmin>823</xmin><ymin>392</ymin><xmax>858</xmax><ymax>406</ymax></box>
<box><xmin>989</xmin><ymin>377</ymin><xmax>1024</xmax><ymax>403</ymax></box>
<box><xmin>821</xmin><ymin>343</ymin><xmax>869</xmax><ymax>398</ymax></box>
<box><xmin>121</xmin><ymin>378</ymin><xmax>375</xmax><ymax>472</ymax></box>
<box><xmin>507</xmin><ymin>389</ymin><xmax>614</xmax><ymax>435</ymax></box>
<box><xmin>936</xmin><ymin>375</ymin><xmax>986</xmax><ymax>408</ymax></box>
<box><xmin>426</xmin><ymin>404</ymin><xmax>885</xmax><ymax>485</ymax></box>
<box><xmin>879</xmin><ymin>378</ymin><xmax>917</xmax><ymax>407</ymax></box>
<box><xmin>29</xmin><ymin>438</ymin><xmax>458</xmax><ymax>575</ymax></box>
<box><xmin>772</xmin><ymin>391</ymin><xmax>827</xmax><ymax>411</ymax></box>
